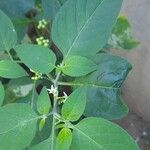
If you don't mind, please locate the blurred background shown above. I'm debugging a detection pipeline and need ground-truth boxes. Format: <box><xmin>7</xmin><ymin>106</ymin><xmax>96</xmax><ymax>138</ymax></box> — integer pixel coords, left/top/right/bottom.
<box><xmin>0</xmin><ymin>0</ymin><xmax>149</xmax><ymax>149</ymax></box>
<box><xmin>112</xmin><ymin>0</ymin><xmax>150</xmax><ymax>149</ymax></box>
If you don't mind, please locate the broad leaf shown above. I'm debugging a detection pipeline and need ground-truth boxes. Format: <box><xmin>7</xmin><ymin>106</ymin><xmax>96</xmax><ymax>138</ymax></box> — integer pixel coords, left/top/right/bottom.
<box><xmin>0</xmin><ymin>10</ymin><xmax>17</xmax><ymax>51</ymax></box>
<box><xmin>31</xmin><ymin>137</ymin><xmax>52</xmax><ymax>150</ymax></box>
<box><xmin>74</xmin><ymin>53</ymin><xmax>132</xmax><ymax>120</ymax></box>
<box><xmin>42</xmin><ymin>0</ymin><xmax>61</xmax><ymax>20</ymax></box>
<box><xmin>56</xmin><ymin>128</ymin><xmax>72</xmax><ymax>150</ymax></box>
<box><xmin>108</xmin><ymin>15</ymin><xmax>139</xmax><ymax>50</ymax></box>
<box><xmin>37</xmin><ymin>87</ymin><xmax>51</xmax><ymax>115</ymax></box>
<box><xmin>0</xmin><ymin>81</ymin><xmax>5</xmax><ymax>106</ymax></box>
<box><xmin>52</xmin><ymin>0</ymin><xmax>123</xmax><ymax>58</ymax></box>
<box><xmin>15</xmin><ymin>44</ymin><xmax>56</xmax><ymax>74</ymax></box>
<box><xmin>62</xmin><ymin>56</ymin><xmax>97</xmax><ymax>77</ymax></box>
<box><xmin>71</xmin><ymin>117</ymin><xmax>139</xmax><ymax>150</ymax></box>
<box><xmin>0</xmin><ymin>103</ymin><xmax>39</xmax><ymax>150</ymax></box>
<box><xmin>4</xmin><ymin>77</ymin><xmax>33</xmax><ymax>104</ymax></box>
<box><xmin>0</xmin><ymin>60</ymin><xmax>27</xmax><ymax>79</ymax></box>
<box><xmin>62</xmin><ymin>87</ymin><xmax>87</xmax><ymax>121</ymax></box>
<box><xmin>85</xmin><ymin>88</ymin><xmax>129</xmax><ymax>120</ymax></box>
<box><xmin>30</xmin><ymin>116</ymin><xmax>52</xmax><ymax>148</ymax></box>
<box><xmin>0</xmin><ymin>0</ymin><xmax>35</xmax><ymax>42</ymax></box>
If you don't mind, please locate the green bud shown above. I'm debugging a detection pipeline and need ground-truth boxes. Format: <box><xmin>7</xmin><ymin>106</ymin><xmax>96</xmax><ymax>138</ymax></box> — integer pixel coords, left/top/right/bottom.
<box><xmin>39</xmin><ymin>118</ymin><xmax>46</xmax><ymax>131</ymax></box>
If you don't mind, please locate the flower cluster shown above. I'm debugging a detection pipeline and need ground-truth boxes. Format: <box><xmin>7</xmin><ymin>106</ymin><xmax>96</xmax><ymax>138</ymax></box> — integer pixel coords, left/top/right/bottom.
<box><xmin>47</xmin><ymin>85</ymin><xmax>58</xmax><ymax>98</ymax></box>
<box><xmin>37</xmin><ymin>19</ymin><xmax>48</xmax><ymax>29</ymax></box>
<box><xmin>30</xmin><ymin>69</ymin><xmax>43</xmax><ymax>80</ymax></box>
<box><xmin>47</xmin><ymin>85</ymin><xmax>68</xmax><ymax>103</ymax></box>
<box><xmin>36</xmin><ymin>36</ymin><xmax>49</xmax><ymax>47</ymax></box>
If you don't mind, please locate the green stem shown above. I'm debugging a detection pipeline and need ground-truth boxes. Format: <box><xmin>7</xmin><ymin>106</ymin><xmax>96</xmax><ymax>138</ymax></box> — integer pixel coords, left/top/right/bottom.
<box><xmin>51</xmin><ymin>96</ymin><xmax>57</xmax><ymax>150</ymax></box>
<box><xmin>57</xmin><ymin>0</ymin><xmax>63</xmax><ymax>6</ymax></box>
<box><xmin>54</xmin><ymin>71</ymin><xmax>61</xmax><ymax>87</ymax></box>
<box><xmin>50</xmin><ymin>68</ymin><xmax>62</xmax><ymax>149</ymax></box>
<box><xmin>58</xmin><ymin>81</ymin><xmax>119</xmax><ymax>90</ymax></box>
<box><xmin>47</xmin><ymin>74</ymin><xmax>55</xmax><ymax>83</ymax></box>
<box><xmin>6</xmin><ymin>50</ymin><xmax>13</xmax><ymax>61</ymax></box>
<box><xmin>31</xmin><ymin>80</ymin><xmax>36</xmax><ymax>110</ymax></box>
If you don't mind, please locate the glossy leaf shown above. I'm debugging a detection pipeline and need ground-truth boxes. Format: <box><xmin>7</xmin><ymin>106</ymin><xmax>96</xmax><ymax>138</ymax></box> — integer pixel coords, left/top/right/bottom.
<box><xmin>62</xmin><ymin>55</ymin><xmax>97</xmax><ymax>77</ymax></box>
<box><xmin>15</xmin><ymin>44</ymin><xmax>56</xmax><ymax>74</ymax></box>
<box><xmin>0</xmin><ymin>103</ymin><xmax>39</xmax><ymax>150</ymax></box>
<box><xmin>71</xmin><ymin>117</ymin><xmax>139</xmax><ymax>150</ymax></box>
<box><xmin>37</xmin><ymin>87</ymin><xmax>51</xmax><ymax>115</ymax></box>
<box><xmin>0</xmin><ymin>81</ymin><xmax>5</xmax><ymax>106</ymax></box>
<box><xmin>74</xmin><ymin>53</ymin><xmax>132</xmax><ymax>120</ymax></box>
<box><xmin>85</xmin><ymin>88</ymin><xmax>129</xmax><ymax>120</ymax></box>
<box><xmin>0</xmin><ymin>10</ymin><xmax>17</xmax><ymax>51</ymax></box>
<box><xmin>62</xmin><ymin>87</ymin><xmax>87</xmax><ymax>121</ymax></box>
<box><xmin>56</xmin><ymin>128</ymin><xmax>72</xmax><ymax>150</ymax></box>
<box><xmin>52</xmin><ymin>0</ymin><xmax>123</xmax><ymax>58</ymax></box>
<box><xmin>0</xmin><ymin>60</ymin><xmax>27</xmax><ymax>79</ymax></box>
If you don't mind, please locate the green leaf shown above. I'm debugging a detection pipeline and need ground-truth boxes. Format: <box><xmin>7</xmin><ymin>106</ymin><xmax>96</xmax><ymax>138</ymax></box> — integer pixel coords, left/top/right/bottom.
<box><xmin>71</xmin><ymin>117</ymin><xmax>139</xmax><ymax>150</ymax></box>
<box><xmin>0</xmin><ymin>9</ymin><xmax>17</xmax><ymax>51</ymax></box>
<box><xmin>85</xmin><ymin>88</ymin><xmax>129</xmax><ymax>120</ymax></box>
<box><xmin>62</xmin><ymin>87</ymin><xmax>87</xmax><ymax>121</ymax></box>
<box><xmin>52</xmin><ymin>0</ymin><xmax>123</xmax><ymax>58</ymax></box>
<box><xmin>0</xmin><ymin>103</ymin><xmax>39</xmax><ymax>150</ymax></box>
<box><xmin>0</xmin><ymin>60</ymin><xmax>27</xmax><ymax>79</ymax></box>
<box><xmin>61</xmin><ymin>55</ymin><xmax>97</xmax><ymax>77</ymax></box>
<box><xmin>4</xmin><ymin>77</ymin><xmax>33</xmax><ymax>104</ymax></box>
<box><xmin>31</xmin><ymin>137</ymin><xmax>52</xmax><ymax>150</ymax></box>
<box><xmin>74</xmin><ymin>53</ymin><xmax>132</xmax><ymax>120</ymax></box>
<box><xmin>42</xmin><ymin>0</ymin><xmax>61</xmax><ymax>20</ymax></box>
<box><xmin>30</xmin><ymin>116</ymin><xmax>52</xmax><ymax>147</ymax></box>
<box><xmin>39</xmin><ymin>118</ymin><xmax>46</xmax><ymax>131</ymax></box>
<box><xmin>37</xmin><ymin>87</ymin><xmax>51</xmax><ymax>115</ymax></box>
<box><xmin>56</xmin><ymin>128</ymin><xmax>72</xmax><ymax>150</ymax></box>
<box><xmin>15</xmin><ymin>44</ymin><xmax>56</xmax><ymax>74</ymax></box>
<box><xmin>108</xmin><ymin>15</ymin><xmax>139</xmax><ymax>50</ymax></box>
<box><xmin>0</xmin><ymin>81</ymin><xmax>5</xmax><ymax>106</ymax></box>
<box><xmin>0</xmin><ymin>0</ymin><xmax>35</xmax><ymax>42</ymax></box>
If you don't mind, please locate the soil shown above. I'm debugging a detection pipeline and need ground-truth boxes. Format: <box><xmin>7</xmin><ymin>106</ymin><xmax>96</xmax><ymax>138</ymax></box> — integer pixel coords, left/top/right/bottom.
<box><xmin>116</xmin><ymin>112</ymin><xmax>150</xmax><ymax>150</ymax></box>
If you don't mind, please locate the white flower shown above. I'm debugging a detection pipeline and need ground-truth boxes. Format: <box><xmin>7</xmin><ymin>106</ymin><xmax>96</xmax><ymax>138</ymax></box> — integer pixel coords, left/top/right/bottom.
<box><xmin>47</xmin><ymin>85</ymin><xmax>58</xmax><ymax>97</ymax></box>
<box><xmin>30</xmin><ymin>68</ymin><xmax>35</xmax><ymax>73</ymax></box>
<box><xmin>58</xmin><ymin>92</ymin><xmax>68</xmax><ymax>104</ymax></box>
<box><xmin>63</xmin><ymin>92</ymin><xmax>68</xmax><ymax>102</ymax></box>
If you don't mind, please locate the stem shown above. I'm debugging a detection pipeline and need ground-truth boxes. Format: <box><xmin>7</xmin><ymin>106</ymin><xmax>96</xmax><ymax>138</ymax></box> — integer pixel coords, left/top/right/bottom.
<box><xmin>58</xmin><ymin>82</ymin><xmax>76</xmax><ymax>86</ymax></box>
<box><xmin>6</xmin><ymin>50</ymin><xmax>13</xmax><ymax>61</ymax></box>
<box><xmin>6</xmin><ymin>50</ymin><xmax>23</xmax><ymax>63</ymax></box>
<box><xmin>31</xmin><ymin>80</ymin><xmax>36</xmax><ymax>110</ymax></box>
<box><xmin>57</xmin><ymin>0</ymin><xmax>63</xmax><ymax>6</ymax></box>
<box><xmin>47</xmin><ymin>74</ymin><xmax>55</xmax><ymax>83</ymax></box>
<box><xmin>51</xmin><ymin>95</ymin><xmax>57</xmax><ymax>150</ymax></box>
<box><xmin>58</xmin><ymin>81</ymin><xmax>119</xmax><ymax>90</ymax></box>
<box><xmin>54</xmin><ymin>71</ymin><xmax>61</xmax><ymax>87</ymax></box>
<box><xmin>50</xmin><ymin>66</ymin><xmax>63</xmax><ymax>149</ymax></box>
